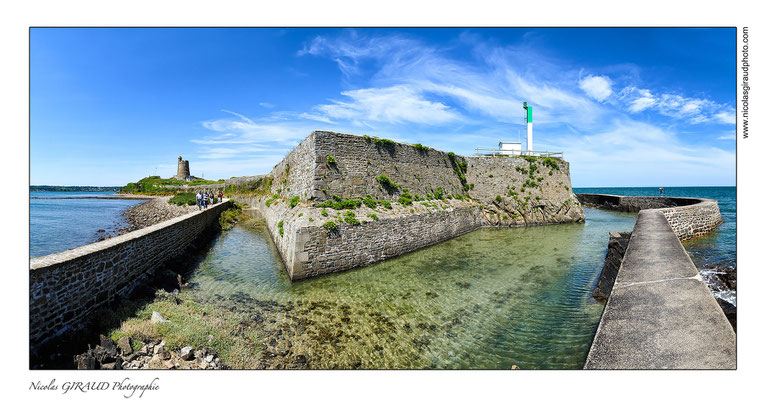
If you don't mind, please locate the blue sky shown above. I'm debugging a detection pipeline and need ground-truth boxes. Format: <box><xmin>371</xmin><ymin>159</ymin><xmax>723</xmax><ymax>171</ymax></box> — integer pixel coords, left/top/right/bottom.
<box><xmin>30</xmin><ymin>28</ymin><xmax>736</xmax><ymax>187</ymax></box>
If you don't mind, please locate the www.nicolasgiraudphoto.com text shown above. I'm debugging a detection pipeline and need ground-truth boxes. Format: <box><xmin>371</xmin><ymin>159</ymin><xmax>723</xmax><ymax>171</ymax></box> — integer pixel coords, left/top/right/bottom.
<box><xmin>741</xmin><ymin>26</ymin><xmax>749</xmax><ymax>139</ymax></box>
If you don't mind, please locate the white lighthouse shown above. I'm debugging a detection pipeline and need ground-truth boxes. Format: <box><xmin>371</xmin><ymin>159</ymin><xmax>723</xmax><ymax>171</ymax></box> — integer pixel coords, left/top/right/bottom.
<box><xmin>523</xmin><ymin>101</ymin><xmax>533</xmax><ymax>155</ymax></box>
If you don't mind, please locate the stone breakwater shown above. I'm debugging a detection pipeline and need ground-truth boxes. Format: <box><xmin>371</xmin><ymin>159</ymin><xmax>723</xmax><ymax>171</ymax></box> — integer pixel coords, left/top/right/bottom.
<box><xmin>575</xmin><ymin>193</ymin><xmax>722</xmax><ymax>240</ymax></box>
<box><xmin>233</xmin><ymin>130</ymin><xmax>584</xmax><ymax>280</ymax></box>
<box><xmin>29</xmin><ymin>200</ymin><xmax>230</xmax><ymax>352</ymax></box>
<box><xmin>578</xmin><ymin>195</ymin><xmax>734</xmax><ymax>369</ymax></box>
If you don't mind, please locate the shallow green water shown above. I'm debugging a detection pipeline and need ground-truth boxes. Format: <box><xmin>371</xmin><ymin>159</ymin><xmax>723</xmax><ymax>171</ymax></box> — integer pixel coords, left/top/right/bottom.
<box><xmin>187</xmin><ymin>208</ymin><xmax>636</xmax><ymax>369</ymax></box>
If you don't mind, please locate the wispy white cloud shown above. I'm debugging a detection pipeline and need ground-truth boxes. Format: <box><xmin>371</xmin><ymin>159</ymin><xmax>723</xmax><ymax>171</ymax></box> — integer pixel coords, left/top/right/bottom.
<box><xmin>198</xmin><ymin>110</ymin><xmax>308</xmax><ymax>146</ymax></box>
<box><xmin>717</xmin><ymin>132</ymin><xmax>736</xmax><ymax>140</ymax></box>
<box><xmin>713</xmin><ymin>111</ymin><xmax>736</xmax><ymax>124</ymax></box>
<box><xmin>299</xmin><ymin>32</ymin><xmax>608</xmax><ymax>129</ymax></box>
<box><xmin>298</xmin><ymin>112</ymin><xmax>335</xmax><ymax>124</ymax></box>
<box><xmin>187</xmin><ymin>31</ymin><xmax>734</xmax><ymax>183</ymax></box>
<box><xmin>541</xmin><ymin>119</ymin><xmax>735</xmax><ymax>186</ymax></box>
<box><xmin>312</xmin><ymin>85</ymin><xmax>462</xmax><ymax>125</ymax></box>
<box><xmin>619</xmin><ymin>86</ymin><xmax>735</xmax><ymax>125</ymax></box>
<box><xmin>579</xmin><ymin>75</ymin><xmax>613</xmax><ymax>102</ymax></box>
<box><xmin>192</xmin><ymin>109</ymin><xmax>329</xmax><ymax>169</ymax></box>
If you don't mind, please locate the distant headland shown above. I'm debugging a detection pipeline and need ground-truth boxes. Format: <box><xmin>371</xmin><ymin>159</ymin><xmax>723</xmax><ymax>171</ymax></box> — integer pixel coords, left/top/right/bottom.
<box><xmin>30</xmin><ymin>185</ymin><xmax>122</xmax><ymax>192</ymax></box>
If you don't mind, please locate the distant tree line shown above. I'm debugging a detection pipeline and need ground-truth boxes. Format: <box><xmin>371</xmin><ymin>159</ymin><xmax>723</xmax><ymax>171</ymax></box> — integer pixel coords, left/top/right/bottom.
<box><xmin>30</xmin><ymin>185</ymin><xmax>121</xmax><ymax>192</ymax></box>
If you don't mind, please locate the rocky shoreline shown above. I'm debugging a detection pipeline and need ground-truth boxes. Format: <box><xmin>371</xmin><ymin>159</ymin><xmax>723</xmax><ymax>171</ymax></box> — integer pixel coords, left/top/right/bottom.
<box><xmin>122</xmin><ymin>197</ymin><xmax>197</xmax><ymax>231</ymax></box>
<box><xmin>700</xmin><ymin>263</ymin><xmax>737</xmax><ymax>331</ymax></box>
<box><xmin>95</xmin><ymin>196</ymin><xmax>197</xmax><ymax>241</ymax></box>
<box><xmin>75</xmin><ymin>334</ymin><xmax>224</xmax><ymax>370</ymax></box>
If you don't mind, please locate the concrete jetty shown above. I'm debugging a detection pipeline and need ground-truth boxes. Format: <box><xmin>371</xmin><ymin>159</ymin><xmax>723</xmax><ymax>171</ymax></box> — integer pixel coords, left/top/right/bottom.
<box><xmin>584</xmin><ymin>209</ymin><xmax>736</xmax><ymax>369</ymax></box>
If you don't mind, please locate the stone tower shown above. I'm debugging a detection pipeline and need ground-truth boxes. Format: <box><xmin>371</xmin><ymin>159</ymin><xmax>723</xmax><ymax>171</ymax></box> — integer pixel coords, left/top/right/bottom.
<box><xmin>175</xmin><ymin>156</ymin><xmax>191</xmax><ymax>180</ymax></box>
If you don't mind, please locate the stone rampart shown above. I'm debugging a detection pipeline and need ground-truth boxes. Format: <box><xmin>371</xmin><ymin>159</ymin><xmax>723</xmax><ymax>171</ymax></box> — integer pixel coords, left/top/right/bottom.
<box><xmin>575</xmin><ymin>193</ymin><xmax>722</xmax><ymax>240</ymax></box>
<box><xmin>312</xmin><ymin>131</ymin><xmax>466</xmax><ymax>201</ymax></box>
<box><xmin>237</xmin><ymin>130</ymin><xmax>584</xmax><ymax>280</ymax></box>
<box><xmin>29</xmin><ymin>200</ymin><xmax>230</xmax><ymax>350</ymax></box>
<box><xmin>235</xmin><ymin>195</ymin><xmax>487</xmax><ymax>279</ymax></box>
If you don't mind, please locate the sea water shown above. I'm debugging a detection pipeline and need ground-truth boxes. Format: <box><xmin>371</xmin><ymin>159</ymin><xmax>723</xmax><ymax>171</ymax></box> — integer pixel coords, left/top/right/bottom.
<box><xmin>29</xmin><ymin>191</ymin><xmax>145</xmax><ymax>258</ymax></box>
<box><xmin>185</xmin><ymin>207</ymin><xmax>638</xmax><ymax>369</ymax></box>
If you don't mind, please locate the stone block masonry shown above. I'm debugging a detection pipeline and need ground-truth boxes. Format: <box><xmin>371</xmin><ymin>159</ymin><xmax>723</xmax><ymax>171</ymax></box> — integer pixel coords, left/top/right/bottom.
<box><xmin>238</xmin><ymin>130</ymin><xmax>585</xmax><ymax>280</ymax></box>
<box><xmin>575</xmin><ymin>193</ymin><xmax>723</xmax><ymax>241</ymax></box>
<box><xmin>29</xmin><ymin>200</ymin><xmax>230</xmax><ymax>351</ymax></box>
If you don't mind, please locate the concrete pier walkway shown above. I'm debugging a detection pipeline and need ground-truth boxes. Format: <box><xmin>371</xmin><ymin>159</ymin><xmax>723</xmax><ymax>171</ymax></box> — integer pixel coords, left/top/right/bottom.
<box><xmin>584</xmin><ymin>210</ymin><xmax>736</xmax><ymax>369</ymax></box>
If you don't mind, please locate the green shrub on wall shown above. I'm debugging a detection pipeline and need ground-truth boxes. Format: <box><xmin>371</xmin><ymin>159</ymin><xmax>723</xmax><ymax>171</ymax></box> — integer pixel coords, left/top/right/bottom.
<box><xmin>322</xmin><ymin>220</ymin><xmax>338</xmax><ymax>233</ymax></box>
<box><xmin>377</xmin><ymin>174</ymin><xmax>399</xmax><ymax>192</ymax></box>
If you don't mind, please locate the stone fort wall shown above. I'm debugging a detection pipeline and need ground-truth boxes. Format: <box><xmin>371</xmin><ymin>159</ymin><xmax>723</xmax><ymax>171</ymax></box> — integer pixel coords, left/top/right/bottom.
<box><xmin>29</xmin><ymin>201</ymin><xmax>230</xmax><ymax>350</ymax></box>
<box><xmin>237</xmin><ymin>130</ymin><xmax>585</xmax><ymax>280</ymax></box>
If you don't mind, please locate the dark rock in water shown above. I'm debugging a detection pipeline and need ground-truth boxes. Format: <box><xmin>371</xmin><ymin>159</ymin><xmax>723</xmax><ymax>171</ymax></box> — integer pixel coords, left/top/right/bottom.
<box><xmin>715</xmin><ymin>298</ymin><xmax>737</xmax><ymax>332</ymax></box>
<box><xmin>73</xmin><ymin>337</ymin><xmax>122</xmax><ymax>369</ymax></box>
<box><xmin>593</xmin><ymin>231</ymin><xmax>631</xmax><ymax>302</ymax></box>
<box><xmin>98</xmin><ymin>335</ymin><xmax>118</xmax><ymax>361</ymax></box>
<box><xmin>74</xmin><ymin>352</ymin><xmax>96</xmax><ymax>369</ymax></box>
<box><xmin>177</xmin><ymin>274</ymin><xmax>192</xmax><ymax>290</ymax></box>
<box><xmin>702</xmin><ymin>264</ymin><xmax>737</xmax><ymax>294</ymax></box>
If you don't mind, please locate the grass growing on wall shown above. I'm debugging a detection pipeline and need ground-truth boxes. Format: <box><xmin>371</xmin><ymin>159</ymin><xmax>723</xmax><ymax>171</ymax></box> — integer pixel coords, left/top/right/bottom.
<box><xmin>322</xmin><ymin>220</ymin><xmax>338</xmax><ymax>233</ymax></box>
<box><xmin>265</xmin><ymin>194</ymin><xmax>279</xmax><ymax>207</ymax></box>
<box><xmin>289</xmin><ymin>196</ymin><xmax>300</xmax><ymax>208</ymax></box>
<box><xmin>315</xmin><ymin>198</ymin><xmax>362</xmax><ymax>210</ymax></box>
<box><xmin>412</xmin><ymin>143</ymin><xmax>430</xmax><ymax>153</ymax></box>
<box><xmin>222</xmin><ymin>177</ymin><xmax>270</xmax><ymax>196</ymax></box>
<box><xmin>218</xmin><ymin>201</ymin><xmax>243</xmax><ymax>230</ymax></box>
<box><xmin>376</xmin><ymin>174</ymin><xmax>399</xmax><ymax>192</ymax></box>
<box><xmin>363</xmin><ymin>194</ymin><xmax>378</xmax><ymax>209</ymax></box>
<box><xmin>343</xmin><ymin>210</ymin><xmax>361</xmax><ymax>225</ymax></box>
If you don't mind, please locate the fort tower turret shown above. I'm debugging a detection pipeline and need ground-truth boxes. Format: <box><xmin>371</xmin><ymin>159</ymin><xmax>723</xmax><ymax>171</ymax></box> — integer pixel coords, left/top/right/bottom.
<box><xmin>175</xmin><ymin>156</ymin><xmax>191</xmax><ymax>181</ymax></box>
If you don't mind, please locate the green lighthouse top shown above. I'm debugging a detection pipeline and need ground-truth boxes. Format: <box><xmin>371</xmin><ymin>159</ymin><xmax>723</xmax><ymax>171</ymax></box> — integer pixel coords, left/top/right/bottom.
<box><xmin>523</xmin><ymin>101</ymin><xmax>533</xmax><ymax>123</ymax></box>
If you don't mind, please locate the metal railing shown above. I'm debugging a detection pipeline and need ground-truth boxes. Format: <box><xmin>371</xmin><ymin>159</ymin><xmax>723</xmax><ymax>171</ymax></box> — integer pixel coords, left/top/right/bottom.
<box><xmin>474</xmin><ymin>148</ymin><xmax>564</xmax><ymax>159</ymax></box>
